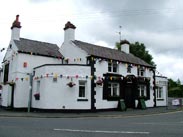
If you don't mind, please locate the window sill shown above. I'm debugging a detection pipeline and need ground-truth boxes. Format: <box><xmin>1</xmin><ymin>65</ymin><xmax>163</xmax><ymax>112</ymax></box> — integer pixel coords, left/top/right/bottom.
<box><xmin>77</xmin><ymin>99</ymin><xmax>88</xmax><ymax>101</ymax></box>
<box><xmin>157</xmin><ymin>99</ymin><xmax>164</xmax><ymax>101</ymax></box>
<box><xmin>108</xmin><ymin>72</ymin><xmax>119</xmax><ymax>74</ymax></box>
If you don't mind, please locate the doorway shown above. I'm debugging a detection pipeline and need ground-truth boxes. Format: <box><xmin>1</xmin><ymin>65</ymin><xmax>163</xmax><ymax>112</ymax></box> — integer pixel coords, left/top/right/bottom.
<box><xmin>124</xmin><ymin>85</ymin><xmax>135</xmax><ymax>108</ymax></box>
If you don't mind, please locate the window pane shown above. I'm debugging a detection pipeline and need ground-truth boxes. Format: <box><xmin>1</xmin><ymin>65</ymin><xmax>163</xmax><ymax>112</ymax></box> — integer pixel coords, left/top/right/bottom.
<box><xmin>4</xmin><ymin>63</ymin><xmax>9</xmax><ymax>83</ymax></box>
<box><xmin>157</xmin><ymin>87</ymin><xmax>163</xmax><ymax>99</ymax></box>
<box><xmin>79</xmin><ymin>86</ymin><xmax>85</xmax><ymax>97</ymax></box>
<box><xmin>113</xmin><ymin>62</ymin><xmax>117</xmax><ymax>72</ymax></box>
<box><xmin>37</xmin><ymin>80</ymin><xmax>40</xmax><ymax>93</ymax></box>
<box><xmin>139</xmin><ymin>85</ymin><xmax>146</xmax><ymax>97</ymax></box>
<box><xmin>127</xmin><ymin>66</ymin><xmax>131</xmax><ymax>73</ymax></box>
<box><xmin>113</xmin><ymin>85</ymin><xmax>118</xmax><ymax>96</ymax></box>
<box><xmin>108</xmin><ymin>83</ymin><xmax>119</xmax><ymax>97</ymax></box>
<box><xmin>108</xmin><ymin>62</ymin><xmax>112</xmax><ymax>72</ymax></box>
<box><xmin>158</xmin><ymin>89</ymin><xmax>161</xmax><ymax>98</ymax></box>
<box><xmin>140</xmin><ymin>70</ymin><xmax>144</xmax><ymax>76</ymax></box>
<box><xmin>137</xmin><ymin>68</ymin><xmax>140</xmax><ymax>76</ymax></box>
<box><xmin>79</xmin><ymin>81</ymin><xmax>86</xmax><ymax>98</ymax></box>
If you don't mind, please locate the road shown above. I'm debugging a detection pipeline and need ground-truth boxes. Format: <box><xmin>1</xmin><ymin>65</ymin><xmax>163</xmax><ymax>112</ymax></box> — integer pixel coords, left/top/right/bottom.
<box><xmin>0</xmin><ymin>111</ymin><xmax>183</xmax><ymax>137</ymax></box>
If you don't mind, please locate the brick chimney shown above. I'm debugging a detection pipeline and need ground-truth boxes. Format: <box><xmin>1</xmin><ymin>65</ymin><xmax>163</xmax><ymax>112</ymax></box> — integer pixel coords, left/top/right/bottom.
<box><xmin>11</xmin><ymin>15</ymin><xmax>21</xmax><ymax>40</ymax></box>
<box><xmin>63</xmin><ymin>21</ymin><xmax>76</xmax><ymax>43</ymax></box>
<box><xmin>120</xmin><ymin>40</ymin><xmax>130</xmax><ymax>54</ymax></box>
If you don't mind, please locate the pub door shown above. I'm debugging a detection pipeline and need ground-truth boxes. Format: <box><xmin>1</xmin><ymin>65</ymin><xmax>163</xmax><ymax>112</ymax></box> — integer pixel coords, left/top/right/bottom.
<box><xmin>124</xmin><ymin>85</ymin><xmax>135</xmax><ymax>108</ymax></box>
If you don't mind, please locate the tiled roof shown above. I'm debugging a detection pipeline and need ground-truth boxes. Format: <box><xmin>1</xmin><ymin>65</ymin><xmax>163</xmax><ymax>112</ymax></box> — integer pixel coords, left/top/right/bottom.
<box><xmin>14</xmin><ymin>38</ymin><xmax>63</xmax><ymax>58</ymax></box>
<box><xmin>73</xmin><ymin>40</ymin><xmax>153</xmax><ymax>67</ymax></box>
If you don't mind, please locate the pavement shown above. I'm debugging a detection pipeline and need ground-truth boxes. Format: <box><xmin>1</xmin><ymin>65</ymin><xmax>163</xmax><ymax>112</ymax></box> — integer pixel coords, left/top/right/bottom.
<box><xmin>0</xmin><ymin>106</ymin><xmax>182</xmax><ymax>118</ymax></box>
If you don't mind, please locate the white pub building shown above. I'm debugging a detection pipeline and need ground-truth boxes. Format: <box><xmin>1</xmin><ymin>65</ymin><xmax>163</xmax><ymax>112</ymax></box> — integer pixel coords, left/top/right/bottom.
<box><xmin>0</xmin><ymin>15</ymin><xmax>168</xmax><ymax>111</ymax></box>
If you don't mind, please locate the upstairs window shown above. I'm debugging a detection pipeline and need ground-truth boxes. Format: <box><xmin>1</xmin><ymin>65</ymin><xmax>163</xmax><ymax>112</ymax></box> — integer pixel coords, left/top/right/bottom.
<box><xmin>108</xmin><ymin>83</ymin><xmax>120</xmax><ymax>97</ymax></box>
<box><xmin>127</xmin><ymin>64</ymin><xmax>132</xmax><ymax>73</ymax></box>
<box><xmin>108</xmin><ymin>62</ymin><xmax>118</xmax><ymax>73</ymax></box>
<box><xmin>138</xmin><ymin>67</ymin><xmax>145</xmax><ymax>77</ymax></box>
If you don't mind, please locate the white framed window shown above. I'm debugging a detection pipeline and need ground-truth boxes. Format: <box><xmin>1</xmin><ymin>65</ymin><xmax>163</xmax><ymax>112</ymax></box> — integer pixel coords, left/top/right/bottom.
<box><xmin>79</xmin><ymin>81</ymin><xmax>87</xmax><ymax>98</ymax></box>
<box><xmin>138</xmin><ymin>67</ymin><xmax>145</xmax><ymax>76</ymax></box>
<box><xmin>108</xmin><ymin>62</ymin><xmax>118</xmax><ymax>73</ymax></box>
<box><xmin>156</xmin><ymin>87</ymin><xmax>163</xmax><ymax>99</ymax></box>
<box><xmin>108</xmin><ymin>83</ymin><xmax>120</xmax><ymax>97</ymax></box>
<box><xmin>127</xmin><ymin>64</ymin><xmax>132</xmax><ymax>73</ymax></box>
<box><xmin>138</xmin><ymin>85</ymin><xmax>147</xmax><ymax>97</ymax></box>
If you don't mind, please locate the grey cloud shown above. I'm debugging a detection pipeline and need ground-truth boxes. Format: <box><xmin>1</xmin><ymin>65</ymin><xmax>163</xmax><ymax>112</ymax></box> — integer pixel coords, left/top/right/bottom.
<box><xmin>82</xmin><ymin>0</ymin><xmax>183</xmax><ymax>56</ymax></box>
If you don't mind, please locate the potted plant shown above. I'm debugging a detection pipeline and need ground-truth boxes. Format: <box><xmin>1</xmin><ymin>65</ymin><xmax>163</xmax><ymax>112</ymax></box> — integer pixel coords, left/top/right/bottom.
<box><xmin>67</xmin><ymin>82</ymin><xmax>76</xmax><ymax>87</ymax></box>
<box><xmin>96</xmin><ymin>79</ymin><xmax>103</xmax><ymax>86</ymax></box>
<box><xmin>34</xmin><ymin>93</ymin><xmax>40</xmax><ymax>100</ymax></box>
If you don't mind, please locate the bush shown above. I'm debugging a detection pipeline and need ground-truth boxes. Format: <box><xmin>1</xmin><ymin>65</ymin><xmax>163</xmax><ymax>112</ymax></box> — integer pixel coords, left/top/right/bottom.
<box><xmin>168</xmin><ymin>86</ymin><xmax>183</xmax><ymax>97</ymax></box>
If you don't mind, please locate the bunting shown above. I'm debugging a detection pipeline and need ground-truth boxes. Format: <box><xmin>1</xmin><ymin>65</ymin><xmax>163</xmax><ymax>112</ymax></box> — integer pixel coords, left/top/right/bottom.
<box><xmin>33</xmin><ymin>73</ymin><xmax>124</xmax><ymax>81</ymax></box>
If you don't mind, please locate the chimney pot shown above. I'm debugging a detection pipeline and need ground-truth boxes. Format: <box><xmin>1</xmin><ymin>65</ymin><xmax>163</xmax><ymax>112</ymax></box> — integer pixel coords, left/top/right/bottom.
<box><xmin>11</xmin><ymin>15</ymin><xmax>21</xmax><ymax>40</ymax></box>
<box><xmin>11</xmin><ymin>14</ymin><xmax>21</xmax><ymax>29</ymax></box>
<box><xmin>16</xmin><ymin>15</ymin><xmax>19</xmax><ymax>22</ymax></box>
<box><xmin>64</xmin><ymin>21</ymin><xmax>76</xmax><ymax>30</ymax></box>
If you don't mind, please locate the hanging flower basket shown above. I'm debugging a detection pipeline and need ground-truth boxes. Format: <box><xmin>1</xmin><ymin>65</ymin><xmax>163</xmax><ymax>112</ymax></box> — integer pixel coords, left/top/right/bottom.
<box><xmin>96</xmin><ymin>79</ymin><xmax>103</xmax><ymax>86</ymax></box>
<box><xmin>67</xmin><ymin>82</ymin><xmax>76</xmax><ymax>87</ymax></box>
<box><xmin>34</xmin><ymin>93</ymin><xmax>40</xmax><ymax>100</ymax></box>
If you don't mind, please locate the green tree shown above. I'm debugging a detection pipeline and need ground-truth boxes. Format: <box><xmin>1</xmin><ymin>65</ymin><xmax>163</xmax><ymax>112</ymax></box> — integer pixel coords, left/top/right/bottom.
<box><xmin>177</xmin><ymin>79</ymin><xmax>181</xmax><ymax>86</ymax></box>
<box><xmin>130</xmin><ymin>42</ymin><xmax>156</xmax><ymax>66</ymax></box>
<box><xmin>115</xmin><ymin>42</ymin><xmax>121</xmax><ymax>50</ymax></box>
<box><xmin>168</xmin><ymin>78</ymin><xmax>183</xmax><ymax>97</ymax></box>
<box><xmin>115</xmin><ymin>41</ymin><xmax>156</xmax><ymax>66</ymax></box>
<box><xmin>168</xmin><ymin>78</ymin><xmax>178</xmax><ymax>88</ymax></box>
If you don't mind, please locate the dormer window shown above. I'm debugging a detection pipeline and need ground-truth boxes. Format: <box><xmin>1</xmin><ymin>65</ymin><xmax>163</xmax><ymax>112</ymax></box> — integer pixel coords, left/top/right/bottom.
<box><xmin>108</xmin><ymin>61</ymin><xmax>118</xmax><ymax>73</ymax></box>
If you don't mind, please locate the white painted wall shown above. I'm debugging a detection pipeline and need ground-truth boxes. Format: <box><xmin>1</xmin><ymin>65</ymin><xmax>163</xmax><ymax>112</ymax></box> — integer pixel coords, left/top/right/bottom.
<box><xmin>11</xmin><ymin>27</ymin><xmax>20</xmax><ymax>40</ymax></box>
<box><xmin>144</xmin><ymin>70</ymin><xmax>155</xmax><ymax>107</ymax></box>
<box><xmin>64</xmin><ymin>28</ymin><xmax>75</xmax><ymax>43</ymax></box>
<box><xmin>12</xmin><ymin>54</ymin><xmax>62</xmax><ymax>108</ymax></box>
<box><xmin>121</xmin><ymin>44</ymin><xmax>129</xmax><ymax>54</ymax></box>
<box><xmin>1</xmin><ymin>85</ymin><xmax>12</xmax><ymax>107</ymax></box>
<box><xmin>60</xmin><ymin>42</ymin><xmax>88</xmax><ymax>64</ymax></box>
<box><xmin>156</xmin><ymin>76</ymin><xmax>168</xmax><ymax>106</ymax></box>
<box><xmin>1</xmin><ymin>43</ymin><xmax>62</xmax><ymax>108</ymax></box>
<box><xmin>94</xmin><ymin>60</ymin><xmax>119</xmax><ymax>109</ymax></box>
<box><xmin>32</xmin><ymin>65</ymin><xmax>91</xmax><ymax>110</ymax></box>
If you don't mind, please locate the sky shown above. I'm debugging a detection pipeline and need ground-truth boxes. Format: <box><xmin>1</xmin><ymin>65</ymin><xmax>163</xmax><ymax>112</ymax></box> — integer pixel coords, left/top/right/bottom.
<box><xmin>0</xmin><ymin>0</ymin><xmax>183</xmax><ymax>83</ymax></box>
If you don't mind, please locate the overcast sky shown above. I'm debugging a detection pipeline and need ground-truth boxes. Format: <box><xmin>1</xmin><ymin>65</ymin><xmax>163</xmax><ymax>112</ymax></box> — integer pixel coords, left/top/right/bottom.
<box><xmin>0</xmin><ymin>0</ymin><xmax>183</xmax><ymax>82</ymax></box>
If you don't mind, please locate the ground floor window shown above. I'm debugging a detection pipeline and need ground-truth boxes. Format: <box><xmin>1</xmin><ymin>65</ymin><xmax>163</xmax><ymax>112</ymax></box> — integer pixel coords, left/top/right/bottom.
<box><xmin>3</xmin><ymin>63</ymin><xmax>9</xmax><ymax>83</ymax></box>
<box><xmin>108</xmin><ymin>82</ymin><xmax>120</xmax><ymax>97</ymax></box>
<box><xmin>34</xmin><ymin>80</ymin><xmax>41</xmax><ymax>100</ymax></box>
<box><xmin>37</xmin><ymin>80</ymin><xmax>41</xmax><ymax>93</ymax></box>
<box><xmin>79</xmin><ymin>81</ymin><xmax>87</xmax><ymax>98</ymax></box>
<box><xmin>156</xmin><ymin>87</ymin><xmax>163</xmax><ymax>99</ymax></box>
<box><xmin>138</xmin><ymin>85</ymin><xmax>147</xmax><ymax>97</ymax></box>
